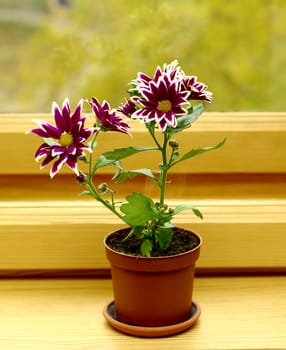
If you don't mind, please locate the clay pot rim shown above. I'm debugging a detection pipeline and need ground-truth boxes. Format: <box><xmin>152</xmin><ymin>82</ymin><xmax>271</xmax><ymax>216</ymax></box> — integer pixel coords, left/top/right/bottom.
<box><xmin>104</xmin><ymin>226</ymin><xmax>202</xmax><ymax>261</ymax></box>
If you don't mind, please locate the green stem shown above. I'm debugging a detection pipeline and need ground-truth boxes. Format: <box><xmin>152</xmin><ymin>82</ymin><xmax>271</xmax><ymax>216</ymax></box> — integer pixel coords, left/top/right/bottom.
<box><xmin>88</xmin><ymin>132</ymin><xmax>99</xmax><ymax>177</ymax></box>
<box><xmin>147</xmin><ymin>124</ymin><xmax>162</xmax><ymax>150</ymax></box>
<box><xmin>85</xmin><ymin>132</ymin><xmax>125</xmax><ymax>221</ymax></box>
<box><xmin>86</xmin><ymin>178</ymin><xmax>124</xmax><ymax>221</ymax></box>
<box><xmin>159</xmin><ymin>132</ymin><xmax>170</xmax><ymax>206</ymax></box>
<box><xmin>146</xmin><ymin>125</ymin><xmax>171</xmax><ymax>207</ymax></box>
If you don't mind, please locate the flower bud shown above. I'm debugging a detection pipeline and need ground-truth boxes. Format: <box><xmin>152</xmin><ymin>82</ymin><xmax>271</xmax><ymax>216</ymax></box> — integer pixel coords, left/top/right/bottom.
<box><xmin>169</xmin><ymin>139</ymin><xmax>179</xmax><ymax>150</ymax></box>
<box><xmin>98</xmin><ymin>182</ymin><xmax>108</xmax><ymax>193</ymax></box>
<box><xmin>76</xmin><ymin>174</ymin><xmax>87</xmax><ymax>184</ymax></box>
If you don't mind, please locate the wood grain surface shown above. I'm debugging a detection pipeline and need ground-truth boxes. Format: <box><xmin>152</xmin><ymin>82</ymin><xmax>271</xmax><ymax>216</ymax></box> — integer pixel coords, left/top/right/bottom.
<box><xmin>0</xmin><ymin>277</ymin><xmax>285</xmax><ymax>349</ymax></box>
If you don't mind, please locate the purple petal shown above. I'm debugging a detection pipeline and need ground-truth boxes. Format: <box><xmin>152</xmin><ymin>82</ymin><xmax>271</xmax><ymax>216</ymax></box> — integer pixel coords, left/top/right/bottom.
<box><xmin>153</xmin><ymin>66</ymin><xmax>163</xmax><ymax>82</ymax></box>
<box><xmin>164</xmin><ymin>111</ymin><xmax>176</xmax><ymax>125</ymax></box>
<box><xmin>158</xmin><ymin>119</ymin><xmax>167</xmax><ymax>131</ymax></box>
<box><xmin>30</xmin><ymin>119</ymin><xmax>61</xmax><ymax>139</ymax></box>
<box><xmin>29</xmin><ymin>127</ymin><xmax>50</xmax><ymax>138</ymax></box>
<box><xmin>140</xmin><ymin>89</ymin><xmax>157</xmax><ymax>104</ymax></box>
<box><xmin>61</xmin><ymin>98</ymin><xmax>72</xmax><ymax>131</ymax></box>
<box><xmin>172</xmin><ymin>106</ymin><xmax>188</xmax><ymax>115</ymax></box>
<box><xmin>133</xmin><ymin>108</ymin><xmax>149</xmax><ymax>118</ymax></box>
<box><xmin>71</xmin><ymin>99</ymin><xmax>83</xmax><ymax>125</ymax></box>
<box><xmin>144</xmin><ymin>113</ymin><xmax>155</xmax><ymax>123</ymax></box>
<box><xmin>51</xmin><ymin>146</ymin><xmax>65</xmax><ymax>157</ymax></box>
<box><xmin>35</xmin><ymin>144</ymin><xmax>51</xmax><ymax>160</ymax></box>
<box><xmin>52</xmin><ymin>102</ymin><xmax>66</xmax><ymax>131</ymax></box>
<box><xmin>66</xmin><ymin>157</ymin><xmax>79</xmax><ymax>175</ymax></box>
<box><xmin>40</xmin><ymin>154</ymin><xmax>55</xmax><ymax>168</ymax></box>
<box><xmin>68</xmin><ymin>144</ymin><xmax>77</xmax><ymax>156</ymax></box>
<box><xmin>50</xmin><ymin>154</ymin><xmax>68</xmax><ymax>178</ymax></box>
<box><xmin>40</xmin><ymin>121</ymin><xmax>61</xmax><ymax>139</ymax></box>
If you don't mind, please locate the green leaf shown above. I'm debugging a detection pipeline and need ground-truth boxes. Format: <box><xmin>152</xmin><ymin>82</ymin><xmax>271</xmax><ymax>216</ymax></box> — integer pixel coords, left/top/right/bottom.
<box><xmin>156</xmin><ymin>226</ymin><xmax>173</xmax><ymax>251</ymax></box>
<box><xmin>140</xmin><ymin>239</ymin><xmax>153</xmax><ymax>257</ymax></box>
<box><xmin>78</xmin><ymin>190</ymin><xmax>91</xmax><ymax>197</ymax></box>
<box><xmin>173</xmin><ymin>204</ymin><xmax>204</xmax><ymax>219</ymax></box>
<box><xmin>171</xmin><ymin>138</ymin><xmax>226</xmax><ymax>167</ymax></box>
<box><xmin>94</xmin><ymin>155</ymin><xmax>116</xmax><ymax>168</ymax></box>
<box><xmin>133</xmin><ymin>226</ymin><xmax>145</xmax><ymax>239</ymax></box>
<box><xmin>113</xmin><ymin>168</ymin><xmax>158</xmax><ymax>183</ymax></box>
<box><xmin>78</xmin><ymin>156</ymin><xmax>88</xmax><ymax>163</ymax></box>
<box><xmin>95</xmin><ymin>146</ymin><xmax>157</xmax><ymax>169</ymax></box>
<box><xmin>120</xmin><ymin>192</ymin><xmax>155</xmax><ymax>226</ymax></box>
<box><xmin>168</xmin><ymin>102</ymin><xmax>204</xmax><ymax>134</ymax></box>
<box><xmin>122</xmin><ymin>226</ymin><xmax>145</xmax><ymax>241</ymax></box>
<box><xmin>170</xmin><ymin>151</ymin><xmax>180</xmax><ymax>163</ymax></box>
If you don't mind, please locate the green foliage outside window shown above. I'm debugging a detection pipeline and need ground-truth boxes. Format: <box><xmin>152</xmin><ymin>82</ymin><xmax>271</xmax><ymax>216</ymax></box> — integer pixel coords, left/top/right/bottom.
<box><xmin>0</xmin><ymin>0</ymin><xmax>285</xmax><ymax>112</ymax></box>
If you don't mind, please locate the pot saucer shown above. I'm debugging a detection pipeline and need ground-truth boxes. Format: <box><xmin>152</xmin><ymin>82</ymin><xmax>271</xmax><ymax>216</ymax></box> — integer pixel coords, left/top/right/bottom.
<box><xmin>103</xmin><ymin>301</ymin><xmax>201</xmax><ymax>338</ymax></box>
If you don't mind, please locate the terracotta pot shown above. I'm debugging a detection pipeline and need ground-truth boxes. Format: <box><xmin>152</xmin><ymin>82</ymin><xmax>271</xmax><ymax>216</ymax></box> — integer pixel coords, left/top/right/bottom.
<box><xmin>104</xmin><ymin>227</ymin><xmax>202</xmax><ymax>328</ymax></box>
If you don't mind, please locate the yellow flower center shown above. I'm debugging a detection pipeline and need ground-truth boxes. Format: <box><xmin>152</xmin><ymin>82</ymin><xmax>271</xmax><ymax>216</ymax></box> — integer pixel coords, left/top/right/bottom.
<box><xmin>157</xmin><ymin>99</ymin><xmax>172</xmax><ymax>112</ymax></box>
<box><xmin>59</xmin><ymin>132</ymin><xmax>73</xmax><ymax>147</ymax></box>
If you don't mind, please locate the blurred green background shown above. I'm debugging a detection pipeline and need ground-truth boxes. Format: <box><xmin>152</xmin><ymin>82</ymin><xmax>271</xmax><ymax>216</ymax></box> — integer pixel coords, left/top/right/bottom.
<box><xmin>1</xmin><ymin>0</ymin><xmax>285</xmax><ymax>112</ymax></box>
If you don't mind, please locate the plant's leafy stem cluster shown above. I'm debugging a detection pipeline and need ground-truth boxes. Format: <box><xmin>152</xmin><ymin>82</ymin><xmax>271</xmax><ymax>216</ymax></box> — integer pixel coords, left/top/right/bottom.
<box><xmin>82</xmin><ymin>104</ymin><xmax>224</xmax><ymax>256</ymax></box>
<box><xmin>29</xmin><ymin>61</ymin><xmax>225</xmax><ymax>256</ymax></box>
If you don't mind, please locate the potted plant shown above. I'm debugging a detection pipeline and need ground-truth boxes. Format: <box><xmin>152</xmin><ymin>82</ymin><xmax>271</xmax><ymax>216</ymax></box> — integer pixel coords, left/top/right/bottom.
<box><xmin>28</xmin><ymin>60</ymin><xmax>225</xmax><ymax>337</ymax></box>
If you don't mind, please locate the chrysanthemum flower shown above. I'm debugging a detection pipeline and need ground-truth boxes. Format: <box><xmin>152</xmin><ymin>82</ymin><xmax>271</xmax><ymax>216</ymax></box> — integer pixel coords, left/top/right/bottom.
<box><xmin>182</xmin><ymin>76</ymin><xmax>213</xmax><ymax>102</ymax></box>
<box><xmin>132</xmin><ymin>73</ymin><xmax>190</xmax><ymax>131</ymax></box>
<box><xmin>28</xmin><ymin>98</ymin><xmax>96</xmax><ymax>178</ymax></box>
<box><xmin>162</xmin><ymin>59</ymin><xmax>186</xmax><ymax>81</ymax></box>
<box><xmin>89</xmin><ymin>97</ymin><xmax>130</xmax><ymax>134</ymax></box>
<box><xmin>132</xmin><ymin>61</ymin><xmax>212</xmax><ymax>104</ymax></box>
<box><xmin>118</xmin><ymin>99</ymin><xmax>137</xmax><ymax>117</ymax></box>
<box><xmin>133</xmin><ymin>60</ymin><xmax>183</xmax><ymax>91</ymax></box>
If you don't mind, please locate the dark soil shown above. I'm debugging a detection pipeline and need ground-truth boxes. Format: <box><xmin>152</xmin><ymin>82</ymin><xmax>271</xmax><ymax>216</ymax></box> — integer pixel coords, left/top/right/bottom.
<box><xmin>106</xmin><ymin>227</ymin><xmax>200</xmax><ymax>257</ymax></box>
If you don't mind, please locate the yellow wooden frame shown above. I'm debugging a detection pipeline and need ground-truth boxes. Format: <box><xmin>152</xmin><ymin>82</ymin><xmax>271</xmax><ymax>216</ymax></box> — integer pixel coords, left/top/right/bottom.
<box><xmin>1</xmin><ymin>112</ymin><xmax>286</xmax><ymax>275</ymax></box>
<box><xmin>2</xmin><ymin>112</ymin><xmax>286</xmax><ymax>174</ymax></box>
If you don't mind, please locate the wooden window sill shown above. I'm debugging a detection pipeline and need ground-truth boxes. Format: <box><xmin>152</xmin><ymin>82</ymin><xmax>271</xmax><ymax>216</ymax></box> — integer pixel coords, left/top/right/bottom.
<box><xmin>0</xmin><ymin>276</ymin><xmax>285</xmax><ymax>349</ymax></box>
<box><xmin>1</xmin><ymin>196</ymin><xmax>286</xmax><ymax>272</ymax></box>
<box><xmin>1</xmin><ymin>112</ymin><xmax>286</xmax><ymax>273</ymax></box>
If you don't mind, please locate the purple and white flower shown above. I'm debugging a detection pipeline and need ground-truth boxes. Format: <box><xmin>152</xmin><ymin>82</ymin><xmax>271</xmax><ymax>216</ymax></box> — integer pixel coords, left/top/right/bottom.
<box><xmin>133</xmin><ymin>60</ymin><xmax>183</xmax><ymax>91</ymax></box>
<box><xmin>89</xmin><ymin>97</ymin><xmax>130</xmax><ymax>134</ymax></box>
<box><xmin>118</xmin><ymin>99</ymin><xmax>137</xmax><ymax>117</ymax></box>
<box><xmin>132</xmin><ymin>73</ymin><xmax>190</xmax><ymax>131</ymax></box>
<box><xmin>28</xmin><ymin>98</ymin><xmax>96</xmax><ymax>178</ymax></box>
<box><xmin>182</xmin><ymin>75</ymin><xmax>213</xmax><ymax>102</ymax></box>
<box><xmin>127</xmin><ymin>61</ymin><xmax>212</xmax><ymax>130</ymax></box>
